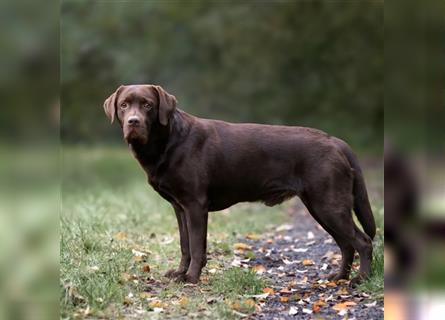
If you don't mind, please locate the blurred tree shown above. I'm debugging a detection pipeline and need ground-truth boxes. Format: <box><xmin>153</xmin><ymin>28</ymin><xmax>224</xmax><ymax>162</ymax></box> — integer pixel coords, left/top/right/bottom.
<box><xmin>61</xmin><ymin>0</ymin><xmax>383</xmax><ymax>153</ymax></box>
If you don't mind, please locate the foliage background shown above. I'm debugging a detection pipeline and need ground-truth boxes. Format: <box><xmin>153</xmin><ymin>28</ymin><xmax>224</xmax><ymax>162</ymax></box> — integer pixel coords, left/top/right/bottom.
<box><xmin>61</xmin><ymin>0</ymin><xmax>383</xmax><ymax>154</ymax></box>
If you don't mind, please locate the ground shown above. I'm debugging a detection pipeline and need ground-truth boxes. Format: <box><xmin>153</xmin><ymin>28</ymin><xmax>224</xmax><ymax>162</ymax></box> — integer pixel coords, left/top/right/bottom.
<box><xmin>61</xmin><ymin>147</ymin><xmax>383</xmax><ymax>319</ymax></box>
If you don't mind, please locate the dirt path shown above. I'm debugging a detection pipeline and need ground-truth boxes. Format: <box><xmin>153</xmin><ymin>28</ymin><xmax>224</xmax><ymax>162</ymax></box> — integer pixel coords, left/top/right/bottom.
<box><xmin>234</xmin><ymin>202</ymin><xmax>384</xmax><ymax>319</ymax></box>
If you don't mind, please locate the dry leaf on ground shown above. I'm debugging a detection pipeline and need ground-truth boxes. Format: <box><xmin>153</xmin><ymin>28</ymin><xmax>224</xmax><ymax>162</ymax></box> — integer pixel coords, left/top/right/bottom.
<box><xmin>332</xmin><ymin>301</ymin><xmax>357</xmax><ymax>311</ymax></box>
<box><xmin>262</xmin><ymin>287</ymin><xmax>275</xmax><ymax>295</ymax></box>
<box><xmin>114</xmin><ymin>231</ymin><xmax>128</xmax><ymax>241</ymax></box>
<box><xmin>233</xmin><ymin>243</ymin><xmax>252</xmax><ymax>250</ymax></box>
<box><xmin>253</xmin><ymin>264</ymin><xmax>267</xmax><ymax>274</ymax></box>
<box><xmin>302</xmin><ymin>259</ymin><xmax>314</xmax><ymax>266</ymax></box>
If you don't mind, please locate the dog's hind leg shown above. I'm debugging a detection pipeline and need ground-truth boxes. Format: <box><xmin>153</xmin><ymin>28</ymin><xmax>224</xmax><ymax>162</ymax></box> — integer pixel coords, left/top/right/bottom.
<box><xmin>302</xmin><ymin>199</ymin><xmax>355</xmax><ymax>281</ymax></box>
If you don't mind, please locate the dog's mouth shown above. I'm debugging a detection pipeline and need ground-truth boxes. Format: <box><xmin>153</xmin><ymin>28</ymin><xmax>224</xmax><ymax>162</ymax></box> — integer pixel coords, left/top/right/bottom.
<box><xmin>124</xmin><ymin>126</ymin><xmax>148</xmax><ymax>144</ymax></box>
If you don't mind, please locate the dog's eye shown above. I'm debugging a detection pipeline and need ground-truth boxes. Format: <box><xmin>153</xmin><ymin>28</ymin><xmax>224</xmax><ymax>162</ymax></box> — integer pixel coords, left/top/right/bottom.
<box><xmin>120</xmin><ymin>103</ymin><xmax>128</xmax><ymax>109</ymax></box>
<box><xmin>143</xmin><ymin>104</ymin><xmax>152</xmax><ymax>110</ymax></box>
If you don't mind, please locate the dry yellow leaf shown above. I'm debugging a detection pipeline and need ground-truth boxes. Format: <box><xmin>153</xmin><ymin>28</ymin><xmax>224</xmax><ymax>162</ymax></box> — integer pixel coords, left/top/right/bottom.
<box><xmin>179</xmin><ymin>297</ymin><xmax>189</xmax><ymax>307</ymax></box>
<box><xmin>280</xmin><ymin>287</ymin><xmax>291</xmax><ymax>293</ymax></box>
<box><xmin>253</xmin><ymin>265</ymin><xmax>267</xmax><ymax>274</ymax></box>
<box><xmin>326</xmin><ymin>281</ymin><xmax>337</xmax><ymax>287</ymax></box>
<box><xmin>139</xmin><ymin>292</ymin><xmax>152</xmax><ymax>299</ymax></box>
<box><xmin>123</xmin><ymin>297</ymin><xmax>133</xmax><ymax>306</ymax></box>
<box><xmin>230</xmin><ymin>301</ymin><xmax>241</xmax><ymax>310</ymax></box>
<box><xmin>302</xmin><ymin>259</ymin><xmax>314</xmax><ymax>266</ymax></box>
<box><xmin>244</xmin><ymin>299</ymin><xmax>256</xmax><ymax>307</ymax></box>
<box><xmin>336</xmin><ymin>287</ymin><xmax>349</xmax><ymax>295</ymax></box>
<box><xmin>262</xmin><ymin>287</ymin><xmax>275</xmax><ymax>295</ymax></box>
<box><xmin>114</xmin><ymin>231</ymin><xmax>128</xmax><ymax>241</ymax></box>
<box><xmin>121</xmin><ymin>273</ymin><xmax>132</xmax><ymax>282</ymax></box>
<box><xmin>312</xmin><ymin>299</ymin><xmax>327</xmax><ymax>313</ymax></box>
<box><xmin>332</xmin><ymin>301</ymin><xmax>357</xmax><ymax>311</ymax></box>
<box><xmin>149</xmin><ymin>300</ymin><xmax>164</xmax><ymax>308</ymax></box>
<box><xmin>312</xmin><ymin>300</ymin><xmax>326</xmax><ymax>313</ymax></box>
<box><xmin>280</xmin><ymin>296</ymin><xmax>289</xmax><ymax>302</ymax></box>
<box><xmin>233</xmin><ymin>243</ymin><xmax>252</xmax><ymax>250</ymax></box>
<box><xmin>246</xmin><ymin>233</ymin><xmax>260</xmax><ymax>240</ymax></box>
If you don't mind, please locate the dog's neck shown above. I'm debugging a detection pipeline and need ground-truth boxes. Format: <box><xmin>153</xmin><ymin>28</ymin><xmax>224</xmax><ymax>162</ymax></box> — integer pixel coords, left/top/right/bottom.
<box><xmin>129</xmin><ymin>109</ymin><xmax>192</xmax><ymax>177</ymax></box>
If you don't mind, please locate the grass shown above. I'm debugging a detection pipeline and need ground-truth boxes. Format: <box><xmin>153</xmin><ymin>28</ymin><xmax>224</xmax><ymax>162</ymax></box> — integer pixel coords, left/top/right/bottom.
<box><xmin>359</xmin><ymin>203</ymin><xmax>384</xmax><ymax>296</ymax></box>
<box><xmin>61</xmin><ymin>145</ymin><xmax>384</xmax><ymax>318</ymax></box>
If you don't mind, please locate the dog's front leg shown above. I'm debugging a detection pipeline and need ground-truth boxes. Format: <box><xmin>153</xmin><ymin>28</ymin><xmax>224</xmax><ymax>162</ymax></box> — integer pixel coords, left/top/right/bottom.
<box><xmin>165</xmin><ymin>204</ymin><xmax>190</xmax><ymax>279</ymax></box>
<box><xmin>176</xmin><ymin>202</ymin><xmax>208</xmax><ymax>284</ymax></box>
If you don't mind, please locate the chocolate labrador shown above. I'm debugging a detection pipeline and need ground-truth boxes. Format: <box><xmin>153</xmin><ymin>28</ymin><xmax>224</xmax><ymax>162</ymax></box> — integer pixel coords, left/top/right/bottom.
<box><xmin>103</xmin><ymin>84</ymin><xmax>376</xmax><ymax>285</ymax></box>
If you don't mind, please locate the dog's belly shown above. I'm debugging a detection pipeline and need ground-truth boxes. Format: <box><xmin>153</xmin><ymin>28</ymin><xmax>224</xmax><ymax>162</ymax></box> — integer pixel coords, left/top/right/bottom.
<box><xmin>207</xmin><ymin>178</ymin><xmax>302</xmax><ymax>212</ymax></box>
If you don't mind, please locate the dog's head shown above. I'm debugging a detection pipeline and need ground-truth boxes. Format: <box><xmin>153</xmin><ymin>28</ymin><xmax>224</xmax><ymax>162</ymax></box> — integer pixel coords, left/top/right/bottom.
<box><xmin>103</xmin><ymin>84</ymin><xmax>177</xmax><ymax>144</ymax></box>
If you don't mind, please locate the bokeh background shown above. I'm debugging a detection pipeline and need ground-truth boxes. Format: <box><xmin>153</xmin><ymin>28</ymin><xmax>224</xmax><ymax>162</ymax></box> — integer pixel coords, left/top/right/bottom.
<box><xmin>61</xmin><ymin>0</ymin><xmax>383</xmax><ymax>154</ymax></box>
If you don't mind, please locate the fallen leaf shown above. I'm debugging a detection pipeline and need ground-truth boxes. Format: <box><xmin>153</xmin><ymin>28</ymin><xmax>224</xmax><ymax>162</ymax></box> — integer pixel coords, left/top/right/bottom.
<box><xmin>332</xmin><ymin>301</ymin><xmax>357</xmax><ymax>311</ymax></box>
<box><xmin>179</xmin><ymin>297</ymin><xmax>189</xmax><ymax>307</ymax></box>
<box><xmin>245</xmin><ymin>293</ymin><xmax>270</xmax><ymax>299</ymax></box>
<box><xmin>142</xmin><ymin>264</ymin><xmax>150</xmax><ymax>273</ymax></box>
<box><xmin>114</xmin><ymin>231</ymin><xmax>128</xmax><ymax>241</ymax></box>
<box><xmin>139</xmin><ymin>292</ymin><xmax>152</xmax><ymax>299</ymax></box>
<box><xmin>252</xmin><ymin>265</ymin><xmax>267</xmax><ymax>274</ymax></box>
<box><xmin>279</xmin><ymin>287</ymin><xmax>291</xmax><ymax>293</ymax></box>
<box><xmin>302</xmin><ymin>308</ymin><xmax>313</xmax><ymax>314</ymax></box>
<box><xmin>336</xmin><ymin>287</ymin><xmax>349</xmax><ymax>295</ymax></box>
<box><xmin>123</xmin><ymin>296</ymin><xmax>133</xmax><ymax>306</ymax></box>
<box><xmin>326</xmin><ymin>281</ymin><xmax>337</xmax><ymax>287</ymax></box>
<box><xmin>121</xmin><ymin>273</ymin><xmax>133</xmax><ymax>282</ymax></box>
<box><xmin>231</xmin><ymin>258</ymin><xmax>241</xmax><ymax>267</ymax></box>
<box><xmin>244</xmin><ymin>299</ymin><xmax>255</xmax><ymax>307</ymax></box>
<box><xmin>291</xmin><ymin>293</ymin><xmax>302</xmax><ymax>301</ymax></box>
<box><xmin>160</xmin><ymin>236</ymin><xmax>174</xmax><ymax>245</ymax></box>
<box><xmin>302</xmin><ymin>259</ymin><xmax>314</xmax><ymax>266</ymax></box>
<box><xmin>307</xmin><ymin>231</ymin><xmax>314</xmax><ymax>239</ymax></box>
<box><xmin>280</xmin><ymin>296</ymin><xmax>289</xmax><ymax>302</ymax></box>
<box><xmin>365</xmin><ymin>301</ymin><xmax>377</xmax><ymax>308</ymax></box>
<box><xmin>276</xmin><ymin>224</ymin><xmax>293</xmax><ymax>232</ymax></box>
<box><xmin>289</xmin><ymin>306</ymin><xmax>299</xmax><ymax>315</ymax></box>
<box><xmin>246</xmin><ymin>233</ymin><xmax>260</xmax><ymax>240</ymax></box>
<box><xmin>262</xmin><ymin>287</ymin><xmax>275</xmax><ymax>295</ymax></box>
<box><xmin>149</xmin><ymin>300</ymin><xmax>164</xmax><ymax>309</ymax></box>
<box><xmin>233</xmin><ymin>243</ymin><xmax>252</xmax><ymax>250</ymax></box>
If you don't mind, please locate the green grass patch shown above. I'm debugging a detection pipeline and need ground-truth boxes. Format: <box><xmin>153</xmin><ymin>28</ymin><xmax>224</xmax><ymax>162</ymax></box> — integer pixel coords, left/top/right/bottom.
<box><xmin>211</xmin><ymin>268</ymin><xmax>267</xmax><ymax>297</ymax></box>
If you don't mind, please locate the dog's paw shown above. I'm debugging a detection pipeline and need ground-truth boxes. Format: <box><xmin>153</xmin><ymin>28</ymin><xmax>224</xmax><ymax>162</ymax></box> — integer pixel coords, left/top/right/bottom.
<box><xmin>174</xmin><ymin>272</ymin><xmax>199</xmax><ymax>284</ymax></box>
<box><xmin>164</xmin><ymin>268</ymin><xmax>186</xmax><ymax>279</ymax></box>
<box><xmin>349</xmin><ymin>275</ymin><xmax>366</xmax><ymax>288</ymax></box>
<box><xmin>173</xmin><ymin>273</ymin><xmax>199</xmax><ymax>284</ymax></box>
<box><xmin>327</xmin><ymin>271</ymin><xmax>349</xmax><ymax>281</ymax></box>
<box><xmin>174</xmin><ymin>273</ymin><xmax>187</xmax><ymax>283</ymax></box>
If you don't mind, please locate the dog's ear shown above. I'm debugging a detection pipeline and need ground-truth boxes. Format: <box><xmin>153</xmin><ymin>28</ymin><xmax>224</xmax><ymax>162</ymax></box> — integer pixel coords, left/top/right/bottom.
<box><xmin>103</xmin><ymin>85</ymin><xmax>123</xmax><ymax>123</ymax></box>
<box><xmin>153</xmin><ymin>85</ymin><xmax>177</xmax><ymax>126</ymax></box>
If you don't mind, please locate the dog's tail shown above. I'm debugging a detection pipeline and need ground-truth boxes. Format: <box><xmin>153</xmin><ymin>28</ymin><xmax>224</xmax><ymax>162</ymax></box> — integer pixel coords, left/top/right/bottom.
<box><xmin>335</xmin><ymin>138</ymin><xmax>376</xmax><ymax>240</ymax></box>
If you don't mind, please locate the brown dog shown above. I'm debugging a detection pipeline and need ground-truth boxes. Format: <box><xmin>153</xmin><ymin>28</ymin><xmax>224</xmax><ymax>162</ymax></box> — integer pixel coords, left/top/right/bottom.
<box><xmin>103</xmin><ymin>84</ymin><xmax>376</xmax><ymax>285</ymax></box>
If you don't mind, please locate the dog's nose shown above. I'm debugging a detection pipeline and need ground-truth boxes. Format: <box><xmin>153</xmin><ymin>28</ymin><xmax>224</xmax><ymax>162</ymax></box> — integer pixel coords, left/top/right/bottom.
<box><xmin>127</xmin><ymin>116</ymin><xmax>140</xmax><ymax>126</ymax></box>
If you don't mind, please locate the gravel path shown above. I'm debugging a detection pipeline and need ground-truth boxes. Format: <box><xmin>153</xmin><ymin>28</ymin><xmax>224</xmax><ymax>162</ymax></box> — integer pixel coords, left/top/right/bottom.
<box><xmin>235</xmin><ymin>201</ymin><xmax>384</xmax><ymax>320</ymax></box>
